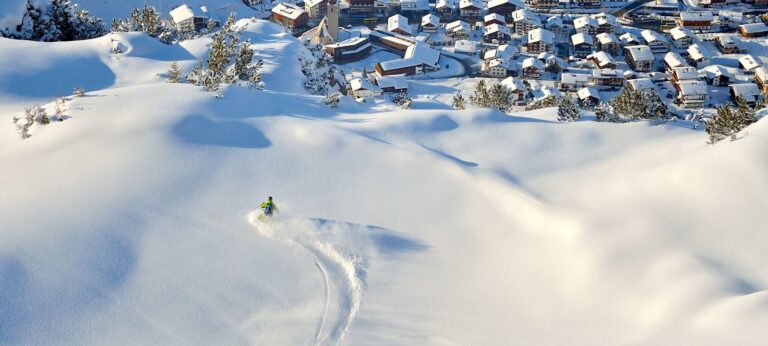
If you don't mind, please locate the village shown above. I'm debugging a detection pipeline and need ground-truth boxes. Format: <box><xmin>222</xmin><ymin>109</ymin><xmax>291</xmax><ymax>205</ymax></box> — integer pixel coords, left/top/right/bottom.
<box><xmin>243</xmin><ymin>0</ymin><xmax>768</xmax><ymax>114</ymax></box>
<box><xmin>161</xmin><ymin>0</ymin><xmax>768</xmax><ymax>114</ymax></box>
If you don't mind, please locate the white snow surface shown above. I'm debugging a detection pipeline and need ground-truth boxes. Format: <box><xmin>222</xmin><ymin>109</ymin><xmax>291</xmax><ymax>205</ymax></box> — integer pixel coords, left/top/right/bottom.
<box><xmin>1</xmin><ymin>19</ymin><xmax>768</xmax><ymax>345</ymax></box>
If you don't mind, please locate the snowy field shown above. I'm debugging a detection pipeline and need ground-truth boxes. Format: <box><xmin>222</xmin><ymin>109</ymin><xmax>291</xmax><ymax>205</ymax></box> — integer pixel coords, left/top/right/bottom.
<box><xmin>1</xmin><ymin>7</ymin><xmax>768</xmax><ymax>346</ymax></box>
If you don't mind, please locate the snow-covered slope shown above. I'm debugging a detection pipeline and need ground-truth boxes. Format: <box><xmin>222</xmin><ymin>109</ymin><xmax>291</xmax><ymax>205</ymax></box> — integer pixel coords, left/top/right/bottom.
<box><xmin>1</xmin><ymin>19</ymin><xmax>767</xmax><ymax>345</ymax></box>
<box><xmin>0</xmin><ymin>0</ymin><xmax>257</xmax><ymax>28</ymax></box>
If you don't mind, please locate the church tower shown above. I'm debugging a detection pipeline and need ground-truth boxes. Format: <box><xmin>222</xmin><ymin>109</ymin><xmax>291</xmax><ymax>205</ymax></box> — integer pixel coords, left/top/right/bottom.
<box><xmin>327</xmin><ymin>0</ymin><xmax>339</xmax><ymax>41</ymax></box>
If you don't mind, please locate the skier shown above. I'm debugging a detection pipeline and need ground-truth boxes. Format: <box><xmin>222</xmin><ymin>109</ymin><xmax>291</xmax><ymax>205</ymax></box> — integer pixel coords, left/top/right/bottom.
<box><xmin>261</xmin><ymin>196</ymin><xmax>277</xmax><ymax>217</ymax></box>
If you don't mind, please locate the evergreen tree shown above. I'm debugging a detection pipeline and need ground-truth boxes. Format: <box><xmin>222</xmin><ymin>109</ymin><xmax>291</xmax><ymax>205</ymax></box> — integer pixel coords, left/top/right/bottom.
<box><xmin>300</xmin><ymin>41</ymin><xmax>336</xmax><ymax>95</ymax></box>
<box><xmin>248</xmin><ymin>59</ymin><xmax>264</xmax><ymax>90</ymax></box>
<box><xmin>557</xmin><ymin>96</ymin><xmax>581</xmax><ymax>122</ymax></box>
<box><xmin>112</xmin><ymin>4</ymin><xmax>176</xmax><ymax>43</ymax></box>
<box><xmin>735</xmin><ymin>95</ymin><xmax>758</xmax><ymax>125</ymax></box>
<box><xmin>452</xmin><ymin>93</ymin><xmax>465</xmax><ymax>110</ymax></box>
<box><xmin>234</xmin><ymin>41</ymin><xmax>254</xmax><ymax>80</ymax></box>
<box><xmin>392</xmin><ymin>92</ymin><xmax>412</xmax><ymax>109</ymax></box>
<box><xmin>324</xmin><ymin>92</ymin><xmax>341</xmax><ymax>108</ymax></box>
<box><xmin>469</xmin><ymin>80</ymin><xmax>491</xmax><ymax>108</ymax></box>
<box><xmin>641</xmin><ymin>89</ymin><xmax>669</xmax><ymax>122</ymax></box>
<box><xmin>595</xmin><ymin>102</ymin><xmax>621</xmax><ymax>122</ymax></box>
<box><xmin>705</xmin><ymin>103</ymin><xmax>743</xmax><ymax>143</ymax></box>
<box><xmin>168</xmin><ymin>61</ymin><xmax>182</xmax><ymax>83</ymax></box>
<box><xmin>489</xmin><ymin>83</ymin><xmax>512</xmax><ymax>112</ymax></box>
<box><xmin>525</xmin><ymin>95</ymin><xmax>558</xmax><ymax>111</ymax></box>
<box><xmin>48</xmin><ymin>0</ymin><xmax>75</xmax><ymax>40</ymax></box>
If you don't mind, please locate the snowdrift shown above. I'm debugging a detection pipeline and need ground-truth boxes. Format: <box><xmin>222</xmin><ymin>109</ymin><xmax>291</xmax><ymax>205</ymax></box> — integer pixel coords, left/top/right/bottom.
<box><xmin>0</xmin><ymin>17</ymin><xmax>767</xmax><ymax>345</ymax></box>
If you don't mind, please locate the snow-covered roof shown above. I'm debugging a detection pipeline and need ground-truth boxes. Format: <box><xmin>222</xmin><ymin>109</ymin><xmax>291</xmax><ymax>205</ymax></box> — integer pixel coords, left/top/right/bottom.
<box><xmin>719</xmin><ymin>10</ymin><xmax>743</xmax><ymax>23</ymax></box>
<box><xmin>528</xmin><ymin>28</ymin><xmax>554</xmax><ymax>45</ymax></box>
<box><xmin>306</xmin><ymin>0</ymin><xmax>325</xmax><ymax>7</ymax></box>
<box><xmin>672</xmin><ymin>66</ymin><xmax>698</xmax><ymax>80</ymax></box>
<box><xmin>739</xmin><ymin>55</ymin><xmax>760</xmax><ymax>71</ymax></box>
<box><xmin>640</xmin><ymin>29</ymin><xmax>668</xmax><ymax>44</ymax></box>
<box><xmin>484</xmin><ymin>44</ymin><xmax>516</xmax><ymax>60</ymax></box>
<box><xmin>484</xmin><ymin>23</ymin><xmax>510</xmax><ymax>36</ymax></box>
<box><xmin>755</xmin><ymin>67</ymin><xmax>768</xmax><ymax>81</ymax></box>
<box><xmin>170</xmin><ymin>4</ymin><xmax>209</xmax><ymax>23</ymax></box>
<box><xmin>522</xmin><ymin>57</ymin><xmax>544</xmax><ymax>69</ymax></box>
<box><xmin>546</xmin><ymin>16</ymin><xmax>563</xmax><ymax>28</ymax></box>
<box><xmin>588</xmin><ymin>51</ymin><xmax>616</xmax><ymax>67</ymax></box>
<box><xmin>488</xmin><ymin>0</ymin><xmax>525</xmax><ymax>9</ymax></box>
<box><xmin>717</xmin><ymin>35</ymin><xmax>739</xmax><ymax>47</ymax></box>
<box><xmin>627</xmin><ymin>78</ymin><xmax>655</xmax><ymax>91</ymax></box>
<box><xmin>488</xmin><ymin>58</ymin><xmax>511</xmax><ymax>69</ymax></box>
<box><xmin>272</xmin><ymin>3</ymin><xmax>306</xmax><ymax>20</ymax></box>
<box><xmin>350</xmin><ymin>78</ymin><xmax>380</xmax><ymax>92</ymax></box>
<box><xmin>571</xmin><ymin>33</ymin><xmax>592</xmax><ymax>46</ymax></box>
<box><xmin>484</xmin><ymin>13</ymin><xmax>506</xmax><ymax>23</ymax></box>
<box><xmin>619</xmin><ymin>32</ymin><xmax>641</xmax><ymax>45</ymax></box>
<box><xmin>577</xmin><ymin>87</ymin><xmax>600</xmax><ymax>100</ymax></box>
<box><xmin>376</xmin><ymin>75</ymin><xmax>408</xmax><ymax>90</ymax></box>
<box><xmin>454</xmin><ymin>39</ymin><xmax>477</xmax><ymax>53</ymax></box>
<box><xmin>445</xmin><ymin>20</ymin><xmax>470</xmax><ymax>33</ymax></box>
<box><xmin>460</xmin><ymin>0</ymin><xmax>483</xmax><ymax>9</ymax></box>
<box><xmin>702</xmin><ymin>65</ymin><xmax>733</xmax><ymax>79</ymax></box>
<box><xmin>596</xmin><ymin>32</ymin><xmax>618</xmax><ymax>45</ymax></box>
<box><xmin>664</xmin><ymin>52</ymin><xmax>689</xmax><ymax>69</ymax></box>
<box><xmin>625</xmin><ymin>45</ymin><xmax>654</xmax><ymax>62</ymax></box>
<box><xmin>500</xmin><ymin>77</ymin><xmax>525</xmax><ymax>92</ymax></box>
<box><xmin>680</xmin><ymin>11</ymin><xmax>713</xmax><ymax>22</ymax></box>
<box><xmin>561</xmin><ymin>72</ymin><xmax>591</xmax><ymax>85</ymax></box>
<box><xmin>669</xmin><ymin>26</ymin><xmax>694</xmax><ymax>40</ymax></box>
<box><xmin>593</xmin><ymin>69</ymin><xmax>623</xmax><ymax>79</ymax></box>
<box><xmin>676</xmin><ymin>81</ymin><xmax>708</xmax><ymax>96</ymax></box>
<box><xmin>729</xmin><ymin>83</ymin><xmax>761</xmax><ymax>99</ymax></box>
<box><xmin>511</xmin><ymin>9</ymin><xmax>540</xmax><ymax>25</ymax></box>
<box><xmin>596</xmin><ymin>14</ymin><xmax>617</xmax><ymax>27</ymax></box>
<box><xmin>532</xmin><ymin>85</ymin><xmax>560</xmax><ymax>100</ymax></box>
<box><xmin>574</xmin><ymin>16</ymin><xmax>597</xmax><ymax>29</ymax></box>
<box><xmin>422</xmin><ymin>14</ymin><xmax>439</xmax><ymax>27</ymax></box>
<box><xmin>739</xmin><ymin>23</ymin><xmax>768</xmax><ymax>34</ymax></box>
<box><xmin>326</xmin><ymin>37</ymin><xmax>367</xmax><ymax>49</ymax></box>
<box><xmin>388</xmin><ymin>14</ymin><xmax>411</xmax><ymax>34</ymax></box>
<box><xmin>687</xmin><ymin>43</ymin><xmax>711</xmax><ymax>61</ymax></box>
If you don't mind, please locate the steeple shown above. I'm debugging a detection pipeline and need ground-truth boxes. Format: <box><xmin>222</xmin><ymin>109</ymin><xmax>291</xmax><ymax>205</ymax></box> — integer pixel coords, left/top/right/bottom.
<box><xmin>327</xmin><ymin>0</ymin><xmax>339</xmax><ymax>41</ymax></box>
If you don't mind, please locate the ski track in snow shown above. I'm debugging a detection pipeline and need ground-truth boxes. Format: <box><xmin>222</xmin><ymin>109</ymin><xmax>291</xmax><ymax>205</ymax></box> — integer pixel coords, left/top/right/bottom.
<box><xmin>247</xmin><ymin>212</ymin><xmax>363</xmax><ymax>346</ymax></box>
<box><xmin>313</xmin><ymin>261</ymin><xmax>330</xmax><ymax>344</ymax></box>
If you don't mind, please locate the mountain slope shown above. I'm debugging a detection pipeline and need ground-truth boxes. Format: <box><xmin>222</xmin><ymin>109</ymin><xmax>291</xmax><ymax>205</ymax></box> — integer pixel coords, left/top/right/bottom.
<box><xmin>0</xmin><ymin>19</ymin><xmax>767</xmax><ymax>345</ymax></box>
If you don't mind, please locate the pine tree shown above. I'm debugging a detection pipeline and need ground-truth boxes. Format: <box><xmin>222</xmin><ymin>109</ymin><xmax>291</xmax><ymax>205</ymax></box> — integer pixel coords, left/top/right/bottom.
<box><xmin>469</xmin><ymin>80</ymin><xmax>490</xmax><ymax>108</ymax></box>
<box><xmin>525</xmin><ymin>95</ymin><xmax>559</xmax><ymax>111</ymax></box>
<box><xmin>300</xmin><ymin>41</ymin><xmax>336</xmax><ymax>95</ymax></box>
<box><xmin>73</xmin><ymin>86</ymin><xmax>85</xmax><ymax>97</ymax></box>
<box><xmin>735</xmin><ymin>95</ymin><xmax>758</xmax><ymax>126</ymax></box>
<box><xmin>168</xmin><ymin>61</ymin><xmax>182</xmax><ymax>83</ymax></box>
<box><xmin>392</xmin><ymin>92</ymin><xmax>413</xmax><ymax>109</ymax></box>
<box><xmin>595</xmin><ymin>102</ymin><xmax>621</xmax><ymax>122</ymax></box>
<box><xmin>557</xmin><ymin>96</ymin><xmax>581</xmax><ymax>122</ymax></box>
<box><xmin>452</xmin><ymin>93</ymin><xmax>465</xmax><ymax>110</ymax></box>
<box><xmin>705</xmin><ymin>103</ymin><xmax>742</xmax><ymax>143</ymax></box>
<box><xmin>641</xmin><ymin>89</ymin><xmax>669</xmax><ymax>122</ymax></box>
<box><xmin>234</xmin><ymin>41</ymin><xmax>254</xmax><ymax>80</ymax></box>
<box><xmin>324</xmin><ymin>92</ymin><xmax>341</xmax><ymax>108</ymax></box>
<box><xmin>489</xmin><ymin>83</ymin><xmax>512</xmax><ymax>112</ymax></box>
<box><xmin>248</xmin><ymin>59</ymin><xmax>264</xmax><ymax>90</ymax></box>
<box><xmin>48</xmin><ymin>0</ymin><xmax>75</xmax><ymax>40</ymax></box>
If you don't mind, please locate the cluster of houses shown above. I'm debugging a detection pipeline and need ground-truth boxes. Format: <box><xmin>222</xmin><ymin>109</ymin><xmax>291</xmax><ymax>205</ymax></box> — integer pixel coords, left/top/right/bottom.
<box><xmin>159</xmin><ymin>1</ymin><xmax>768</xmax><ymax>108</ymax></box>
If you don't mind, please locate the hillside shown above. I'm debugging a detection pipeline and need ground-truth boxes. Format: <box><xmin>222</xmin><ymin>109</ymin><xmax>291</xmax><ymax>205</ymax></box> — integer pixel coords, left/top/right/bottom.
<box><xmin>1</xmin><ymin>17</ymin><xmax>767</xmax><ymax>346</ymax></box>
